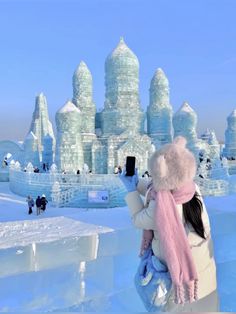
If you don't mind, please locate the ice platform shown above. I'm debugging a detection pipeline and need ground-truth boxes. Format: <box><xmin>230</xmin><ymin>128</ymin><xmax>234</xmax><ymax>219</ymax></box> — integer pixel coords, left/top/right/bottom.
<box><xmin>0</xmin><ymin>215</ymin><xmax>145</xmax><ymax>312</ymax></box>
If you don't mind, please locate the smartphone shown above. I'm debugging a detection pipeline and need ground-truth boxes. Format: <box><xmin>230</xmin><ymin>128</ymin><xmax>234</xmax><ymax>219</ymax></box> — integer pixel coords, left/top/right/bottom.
<box><xmin>125</xmin><ymin>156</ymin><xmax>136</xmax><ymax>176</ymax></box>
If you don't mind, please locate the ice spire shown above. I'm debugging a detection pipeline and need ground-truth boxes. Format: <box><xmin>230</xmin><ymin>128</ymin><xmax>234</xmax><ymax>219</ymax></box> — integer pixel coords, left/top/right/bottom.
<box><xmin>72</xmin><ymin>61</ymin><xmax>96</xmax><ymax>135</ymax></box>
<box><xmin>223</xmin><ymin>109</ymin><xmax>236</xmax><ymax>159</ymax></box>
<box><xmin>207</xmin><ymin>130</ymin><xmax>220</xmax><ymax>160</ymax></box>
<box><xmin>173</xmin><ymin>102</ymin><xmax>198</xmax><ymax>154</ymax></box>
<box><xmin>149</xmin><ymin>68</ymin><xmax>170</xmax><ymax>108</ymax></box>
<box><xmin>28</xmin><ymin>93</ymin><xmax>55</xmax><ymax>158</ymax></box>
<box><xmin>102</xmin><ymin>37</ymin><xmax>144</xmax><ymax>135</ymax></box>
<box><xmin>147</xmin><ymin>68</ymin><xmax>173</xmax><ymax>147</ymax></box>
<box><xmin>72</xmin><ymin>61</ymin><xmax>93</xmax><ymax>108</ymax></box>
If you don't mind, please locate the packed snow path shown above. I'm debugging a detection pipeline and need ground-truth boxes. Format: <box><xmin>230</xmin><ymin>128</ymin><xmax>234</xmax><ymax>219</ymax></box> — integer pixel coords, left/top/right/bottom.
<box><xmin>0</xmin><ymin>182</ymin><xmax>236</xmax><ymax>311</ymax></box>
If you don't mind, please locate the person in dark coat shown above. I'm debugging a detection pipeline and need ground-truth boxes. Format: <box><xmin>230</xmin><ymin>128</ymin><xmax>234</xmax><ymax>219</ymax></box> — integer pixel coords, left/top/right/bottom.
<box><xmin>41</xmin><ymin>194</ymin><xmax>48</xmax><ymax>212</ymax></box>
<box><xmin>26</xmin><ymin>195</ymin><xmax>34</xmax><ymax>215</ymax></box>
<box><xmin>36</xmin><ymin>196</ymin><xmax>41</xmax><ymax>216</ymax></box>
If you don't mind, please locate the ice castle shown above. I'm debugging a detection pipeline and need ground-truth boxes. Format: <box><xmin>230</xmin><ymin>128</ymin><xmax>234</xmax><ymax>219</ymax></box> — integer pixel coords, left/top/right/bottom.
<box><xmin>1</xmin><ymin>37</ymin><xmax>236</xmax><ymax>200</ymax></box>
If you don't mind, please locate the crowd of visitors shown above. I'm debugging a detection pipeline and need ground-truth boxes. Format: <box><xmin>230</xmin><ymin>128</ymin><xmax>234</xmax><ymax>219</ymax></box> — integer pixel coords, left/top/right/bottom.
<box><xmin>26</xmin><ymin>194</ymin><xmax>48</xmax><ymax>215</ymax></box>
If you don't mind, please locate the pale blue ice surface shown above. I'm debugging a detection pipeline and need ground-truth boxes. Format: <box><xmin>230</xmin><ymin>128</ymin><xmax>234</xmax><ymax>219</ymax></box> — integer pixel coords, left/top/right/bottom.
<box><xmin>0</xmin><ymin>184</ymin><xmax>236</xmax><ymax>312</ymax></box>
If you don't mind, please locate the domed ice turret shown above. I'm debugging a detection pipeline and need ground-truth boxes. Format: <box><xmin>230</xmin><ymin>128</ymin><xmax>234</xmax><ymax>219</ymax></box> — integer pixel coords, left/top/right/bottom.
<box><xmin>23</xmin><ymin>131</ymin><xmax>40</xmax><ymax>167</ymax></box>
<box><xmin>147</xmin><ymin>68</ymin><xmax>173</xmax><ymax>147</ymax></box>
<box><xmin>55</xmin><ymin>101</ymin><xmax>84</xmax><ymax>172</ymax></box>
<box><xmin>72</xmin><ymin>61</ymin><xmax>96</xmax><ymax>134</ymax></box>
<box><xmin>101</xmin><ymin>37</ymin><xmax>145</xmax><ymax>135</ymax></box>
<box><xmin>28</xmin><ymin>93</ymin><xmax>55</xmax><ymax>157</ymax></box>
<box><xmin>173</xmin><ymin>102</ymin><xmax>199</xmax><ymax>154</ymax></box>
<box><xmin>223</xmin><ymin>109</ymin><xmax>236</xmax><ymax>159</ymax></box>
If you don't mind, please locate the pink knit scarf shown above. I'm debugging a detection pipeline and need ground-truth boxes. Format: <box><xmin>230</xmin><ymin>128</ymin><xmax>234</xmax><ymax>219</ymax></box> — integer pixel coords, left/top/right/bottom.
<box><xmin>155</xmin><ymin>181</ymin><xmax>198</xmax><ymax>304</ymax></box>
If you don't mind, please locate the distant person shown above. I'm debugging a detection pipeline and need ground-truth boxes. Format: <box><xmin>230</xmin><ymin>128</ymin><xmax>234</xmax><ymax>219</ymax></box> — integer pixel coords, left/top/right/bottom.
<box><xmin>114</xmin><ymin>166</ymin><xmax>119</xmax><ymax>174</ymax></box>
<box><xmin>26</xmin><ymin>195</ymin><xmax>34</xmax><ymax>215</ymax></box>
<box><xmin>77</xmin><ymin>169</ymin><xmax>80</xmax><ymax>175</ymax></box>
<box><xmin>62</xmin><ymin>170</ymin><xmax>66</xmax><ymax>183</ymax></box>
<box><xmin>36</xmin><ymin>196</ymin><xmax>41</xmax><ymax>216</ymax></box>
<box><xmin>34</xmin><ymin>167</ymin><xmax>39</xmax><ymax>173</ymax></box>
<box><xmin>41</xmin><ymin>194</ymin><xmax>48</xmax><ymax>212</ymax></box>
<box><xmin>118</xmin><ymin>166</ymin><xmax>122</xmax><ymax>174</ymax></box>
<box><xmin>42</xmin><ymin>163</ymin><xmax>46</xmax><ymax>172</ymax></box>
<box><xmin>2</xmin><ymin>157</ymin><xmax>8</xmax><ymax>167</ymax></box>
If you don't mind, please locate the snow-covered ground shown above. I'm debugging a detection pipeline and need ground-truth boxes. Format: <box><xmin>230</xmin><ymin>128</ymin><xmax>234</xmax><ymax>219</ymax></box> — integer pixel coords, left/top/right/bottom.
<box><xmin>0</xmin><ymin>182</ymin><xmax>236</xmax><ymax>312</ymax></box>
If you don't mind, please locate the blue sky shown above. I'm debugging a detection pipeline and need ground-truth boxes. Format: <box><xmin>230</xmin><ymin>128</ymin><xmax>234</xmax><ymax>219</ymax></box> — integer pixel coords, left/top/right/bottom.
<box><xmin>0</xmin><ymin>0</ymin><xmax>236</xmax><ymax>141</ymax></box>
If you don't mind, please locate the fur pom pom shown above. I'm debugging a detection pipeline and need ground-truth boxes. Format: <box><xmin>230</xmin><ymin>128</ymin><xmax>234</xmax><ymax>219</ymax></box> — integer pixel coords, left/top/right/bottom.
<box><xmin>157</xmin><ymin>155</ymin><xmax>168</xmax><ymax>178</ymax></box>
<box><xmin>173</xmin><ymin>136</ymin><xmax>187</xmax><ymax>148</ymax></box>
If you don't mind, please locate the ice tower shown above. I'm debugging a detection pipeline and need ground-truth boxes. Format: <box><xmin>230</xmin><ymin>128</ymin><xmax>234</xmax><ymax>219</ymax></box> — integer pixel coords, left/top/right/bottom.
<box><xmin>28</xmin><ymin>93</ymin><xmax>55</xmax><ymax>157</ymax></box>
<box><xmin>101</xmin><ymin>37</ymin><xmax>145</xmax><ymax>135</ymax></box>
<box><xmin>42</xmin><ymin>135</ymin><xmax>54</xmax><ymax>168</ymax></box>
<box><xmin>223</xmin><ymin>110</ymin><xmax>236</xmax><ymax>159</ymax></box>
<box><xmin>55</xmin><ymin>101</ymin><xmax>84</xmax><ymax>172</ymax></box>
<box><xmin>92</xmin><ymin>38</ymin><xmax>152</xmax><ymax>174</ymax></box>
<box><xmin>207</xmin><ymin>131</ymin><xmax>228</xmax><ymax>179</ymax></box>
<box><xmin>208</xmin><ymin>131</ymin><xmax>220</xmax><ymax>160</ymax></box>
<box><xmin>23</xmin><ymin>131</ymin><xmax>40</xmax><ymax>167</ymax></box>
<box><xmin>72</xmin><ymin>61</ymin><xmax>97</xmax><ymax>169</ymax></box>
<box><xmin>173</xmin><ymin>102</ymin><xmax>199</xmax><ymax>155</ymax></box>
<box><xmin>147</xmin><ymin>68</ymin><xmax>173</xmax><ymax>148</ymax></box>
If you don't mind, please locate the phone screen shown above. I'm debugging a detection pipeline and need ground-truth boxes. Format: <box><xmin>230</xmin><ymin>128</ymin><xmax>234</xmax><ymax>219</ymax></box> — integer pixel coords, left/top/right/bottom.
<box><xmin>126</xmin><ymin>156</ymin><xmax>135</xmax><ymax>176</ymax></box>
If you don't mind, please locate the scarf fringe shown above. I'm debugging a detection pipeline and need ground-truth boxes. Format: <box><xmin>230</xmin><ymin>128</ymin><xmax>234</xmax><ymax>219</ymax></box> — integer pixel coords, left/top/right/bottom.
<box><xmin>174</xmin><ymin>280</ymin><xmax>198</xmax><ymax>304</ymax></box>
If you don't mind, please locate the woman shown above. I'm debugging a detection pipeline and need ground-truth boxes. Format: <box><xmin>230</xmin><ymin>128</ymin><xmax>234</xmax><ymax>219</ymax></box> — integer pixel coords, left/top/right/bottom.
<box><xmin>26</xmin><ymin>195</ymin><xmax>34</xmax><ymax>215</ymax></box>
<box><xmin>121</xmin><ymin>136</ymin><xmax>219</xmax><ymax>312</ymax></box>
<box><xmin>41</xmin><ymin>194</ymin><xmax>48</xmax><ymax>212</ymax></box>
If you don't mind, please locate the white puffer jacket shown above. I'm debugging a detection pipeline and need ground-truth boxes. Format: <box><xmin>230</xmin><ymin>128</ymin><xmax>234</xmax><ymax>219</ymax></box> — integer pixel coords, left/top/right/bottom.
<box><xmin>125</xmin><ymin>179</ymin><xmax>217</xmax><ymax>301</ymax></box>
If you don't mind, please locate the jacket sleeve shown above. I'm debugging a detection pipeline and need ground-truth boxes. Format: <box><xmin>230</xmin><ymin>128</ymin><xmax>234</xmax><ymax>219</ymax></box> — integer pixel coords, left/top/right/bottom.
<box><xmin>136</xmin><ymin>178</ymin><xmax>151</xmax><ymax>196</ymax></box>
<box><xmin>125</xmin><ymin>191</ymin><xmax>156</xmax><ymax>230</ymax></box>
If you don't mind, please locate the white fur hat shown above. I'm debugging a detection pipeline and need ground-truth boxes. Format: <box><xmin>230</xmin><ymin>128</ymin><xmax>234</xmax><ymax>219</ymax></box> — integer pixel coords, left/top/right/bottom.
<box><xmin>148</xmin><ymin>136</ymin><xmax>196</xmax><ymax>191</ymax></box>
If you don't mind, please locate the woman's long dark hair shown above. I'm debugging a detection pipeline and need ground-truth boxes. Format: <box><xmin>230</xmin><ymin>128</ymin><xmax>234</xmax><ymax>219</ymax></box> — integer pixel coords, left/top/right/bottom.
<box><xmin>182</xmin><ymin>192</ymin><xmax>206</xmax><ymax>239</ymax></box>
